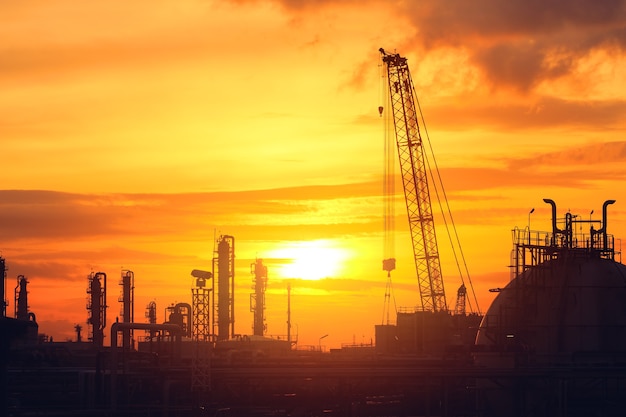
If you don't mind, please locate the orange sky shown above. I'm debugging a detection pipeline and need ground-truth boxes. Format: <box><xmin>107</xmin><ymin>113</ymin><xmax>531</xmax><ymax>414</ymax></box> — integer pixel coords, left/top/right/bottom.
<box><xmin>2</xmin><ymin>0</ymin><xmax>626</xmax><ymax>349</ymax></box>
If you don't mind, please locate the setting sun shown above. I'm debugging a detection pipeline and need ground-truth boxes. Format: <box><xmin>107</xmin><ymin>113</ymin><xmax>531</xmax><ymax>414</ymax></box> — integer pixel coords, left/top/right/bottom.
<box><xmin>267</xmin><ymin>240</ymin><xmax>351</xmax><ymax>280</ymax></box>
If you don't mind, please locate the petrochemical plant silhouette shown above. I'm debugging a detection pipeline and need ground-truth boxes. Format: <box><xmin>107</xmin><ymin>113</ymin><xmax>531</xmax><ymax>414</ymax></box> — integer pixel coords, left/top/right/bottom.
<box><xmin>3</xmin><ymin>50</ymin><xmax>626</xmax><ymax>416</ymax></box>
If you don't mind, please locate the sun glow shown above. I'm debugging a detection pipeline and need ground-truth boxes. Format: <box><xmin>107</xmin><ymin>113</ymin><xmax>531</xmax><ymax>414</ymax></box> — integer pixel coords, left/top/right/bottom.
<box><xmin>269</xmin><ymin>240</ymin><xmax>350</xmax><ymax>280</ymax></box>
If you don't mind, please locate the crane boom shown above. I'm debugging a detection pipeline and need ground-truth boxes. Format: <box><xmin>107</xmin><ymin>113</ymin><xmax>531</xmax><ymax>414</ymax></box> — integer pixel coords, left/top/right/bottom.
<box><xmin>380</xmin><ymin>48</ymin><xmax>447</xmax><ymax>312</ymax></box>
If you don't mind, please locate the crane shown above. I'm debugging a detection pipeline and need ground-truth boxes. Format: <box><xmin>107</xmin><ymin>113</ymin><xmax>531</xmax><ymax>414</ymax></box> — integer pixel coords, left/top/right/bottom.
<box><xmin>380</xmin><ymin>48</ymin><xmax>447</xmax><ymax>313</ymax></box>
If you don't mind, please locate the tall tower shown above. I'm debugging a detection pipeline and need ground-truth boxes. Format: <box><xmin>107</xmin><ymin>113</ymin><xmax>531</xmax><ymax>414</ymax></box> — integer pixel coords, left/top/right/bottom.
<box><xmin>380</xmin><ymin>49</ymin><xmax>447</xmax><ymax>312</ymax></box>
<box><xmin>191</xmin><ymin>269</ymin><xmax>212</xmax><ymax>395</ymax></box>
<box><xmin>87</xmin><ymin>272</ymin><xmax>107</xmax><ymax>347</ymax></box>
<box><xmin>250</xmin><ymin>259</ymin><xmax>268</xmax><ymax>336</ymax></box>
<box><xmin>215</xmin><ymin>235</ymin><xmax>235</xmax><ymax>341</ymax></box>
<box><xmin>119</xmin><ymin>270</ymin><xmax>134</xmax><ymax>349</ymax></box>
<box><xmin>14</xmin><ymin>275</ymin><xmax>29</xmax><ymax>321</ymax></box>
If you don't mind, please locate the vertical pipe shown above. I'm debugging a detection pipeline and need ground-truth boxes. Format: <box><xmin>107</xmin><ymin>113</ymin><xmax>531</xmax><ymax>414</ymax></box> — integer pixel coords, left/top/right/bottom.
<box><xmin>598</xmin><ymin>200</ymin><xmax>616</xmax><ymax>250</ymax></box>
<box><xmin>0</xmin><ymin>257</ymin><xmax>5</xmax><ymax>318</ymax></box>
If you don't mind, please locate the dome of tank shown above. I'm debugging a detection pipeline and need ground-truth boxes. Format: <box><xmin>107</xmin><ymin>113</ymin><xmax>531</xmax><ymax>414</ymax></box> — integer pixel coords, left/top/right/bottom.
<box><xmin>475</xmin><ymin>256</ymin><xmax>626</xmax><ymax>362</ymax></box>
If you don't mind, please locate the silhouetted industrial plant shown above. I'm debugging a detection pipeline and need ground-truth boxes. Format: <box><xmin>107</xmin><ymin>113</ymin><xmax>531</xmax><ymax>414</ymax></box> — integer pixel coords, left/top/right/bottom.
<box><xmin>3</xmin><ymin>51</ymin><xmax>626</xmax><ymax>416</ymax></box>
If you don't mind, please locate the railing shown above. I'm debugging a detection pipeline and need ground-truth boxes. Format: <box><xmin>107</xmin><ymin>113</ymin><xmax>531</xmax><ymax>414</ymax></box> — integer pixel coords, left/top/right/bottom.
<box><xmin>510</xmin><ymin>226</ymin><xmax>619</xmax><ymax>281</ymax></box>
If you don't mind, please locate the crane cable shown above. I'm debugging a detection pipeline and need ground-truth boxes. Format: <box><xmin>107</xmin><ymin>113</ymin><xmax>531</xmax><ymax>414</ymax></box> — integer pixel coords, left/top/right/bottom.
<box><xmin>413</xmin><ymin>92</ymin><xmax>482</xmax><ymax>315</ymax></box>
<box><xmin>380</xmin><ymin>62</ymin><xmax>398</xmax><ymax>324</ymax></box>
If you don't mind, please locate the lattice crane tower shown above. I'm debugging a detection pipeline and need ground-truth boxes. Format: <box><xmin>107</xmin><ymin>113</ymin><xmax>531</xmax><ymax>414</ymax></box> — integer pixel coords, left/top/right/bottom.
<box><xmin>380</xmin><ymin>48</ymin><xmax>447</xmax><ymax>312</ymax></box>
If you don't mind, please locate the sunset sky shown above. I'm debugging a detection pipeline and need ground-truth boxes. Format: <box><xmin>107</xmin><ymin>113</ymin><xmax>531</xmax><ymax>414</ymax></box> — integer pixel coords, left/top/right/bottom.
<box><xmin>2</xmin><ymin>0</ymin><xmax>626</xmax><ymax>349</ymax></box>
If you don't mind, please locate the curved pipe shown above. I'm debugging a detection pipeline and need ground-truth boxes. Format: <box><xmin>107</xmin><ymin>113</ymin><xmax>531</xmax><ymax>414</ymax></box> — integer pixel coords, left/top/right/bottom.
<box><xmin>598</xmin><ymin>199</ymin><xmax>616</xmax><ymax>250</ymax></box>
<box><xmin>597</xmin><ymin>199</ymin><xmax>616</xmax><ymax>234</ymax></box>
<box><xmin>543</xmin><ymin>199</ymin><xmax>561</xmax><ymax>241</ymax></box>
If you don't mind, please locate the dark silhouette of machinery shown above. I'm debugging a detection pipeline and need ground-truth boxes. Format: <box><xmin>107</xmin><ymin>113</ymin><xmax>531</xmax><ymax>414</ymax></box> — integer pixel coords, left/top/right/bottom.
<box><xmin>74</xmin><ymin>324</ymin><xmax>82</xmax><ymax>343</ymax></box>
<box><xmin>86</xmin><ymin>271</ymin><xmax>107</xmax><ymax>347</ymax></box>
<box><xmin>380</xmin><ymin>48</ymin><xmax>446</xmax><ymax>312</ymax></box>
<box><xmin>215</xmin><ymin>235</ymin><xmax>235</xmax><ymax>341</ymax></box>
<box><xmin>475</xmin><ymin>199</ymin><xmax>626</xmax><ymax>416</ymax></box>
<box><xmin>119</xmin><ymin>269</ymin><xmax>135</xmax><ymax>349</ymax></box>
<box><xmin>250</xmin><ymin>258</ymin><xmax>268</xmax><ymax>336</ymax></box>
<box><xmin>14</xmin><ymin>275</ymin><xmax>30</xmax><ymax>321</ymax></box>
<box><xmin>144</xmin><ymin>300</ymin><xmax>157</xmax><ymax>340</ymax></box>
<box><xmin>376</xmin><ymin>49</ymin><xmax>482</xmax><ymax>356</ymax></box>
<box><xmin>454</xmin><ymin>284</ymin><xmax>467</xmax><ymax>316</ymax></box>
<box><xmin>191</xmin><ymin>268</ymin><xmax>212</xmax><ymax>396</ymax></box>
<box><xmin>165</xmin><ymin>302</ymin><xmax>192</xmax><ymax>338</ymax></box>
<box><xmin>11</xmin><ymin>274</ymin><xmax>38</xmax><ymax>344</ymax></box>
<box><xmin>477</xmin><ymin>199</ymin><xmax>622</xmax><ymax>359</ymax></box>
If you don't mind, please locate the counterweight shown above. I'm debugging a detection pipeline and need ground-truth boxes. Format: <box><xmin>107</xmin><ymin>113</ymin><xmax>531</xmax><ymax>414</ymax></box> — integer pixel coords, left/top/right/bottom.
<box><xmin>380</xmin><ymin>49</ymin><xmax>447</xmax><ymax>312</ymax></box>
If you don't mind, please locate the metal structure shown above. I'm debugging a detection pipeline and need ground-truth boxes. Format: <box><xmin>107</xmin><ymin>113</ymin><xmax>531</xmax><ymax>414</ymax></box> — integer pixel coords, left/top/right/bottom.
<box><xmin>14</xmin><ymin>275</ymin><xmax>30</xmax><ymax>321</ymax></box>
<box><xmin>191</xmin><ymin>269</ymin><xmax>212</xmax><ymax>395</ymax></box>
<box><xmin>166</xmin><ymin>302</ymin><xmax>192</xmax><ymax>338</ymax></box>
<box><xmin>86</xmin><ymin>271</ymin><xmax>107</xmax><ymax>347</ymax></box>
<box><xmin>454</xmin><ymin>284</ymin><xmax>466</xmax><ymax>316</ymax></box>
<box><xmin>74</xmin><ymin>324</ymin><xmax>82</xmax><ymax>342</ymax></box>
<box><xmin>250</xmin><ymin>258</ymin><xmax>268</xmax><ymax>336</ymax></box>
<box><xmin>479</xmin><ymin>199</ymin><xmax>621</xmax><ymax>353</ymax></box>
<box><xmin>214</xmin><ymin>235</ymin><xmax>235</xmax><ymax>340</ymax></box>
<box><xmin>119</xmin><ymin>269</ymin><xmax>135</xmax><ymax>349</ymax></box>
<box><xmin>510</xmin><ymin>199</ymin><xmax>617</xmax><ymax>280</ymax></box>
<box><xmin>191</xmin><ymin>270</ymin><xmax>211</xmax><ymax>341</ymax></box>
<box><xmin>144</xmin><ymin>300</ymin><xmax>157</xmax><ymax>341</ymax></box>
<box><xmin>380</xmin><ymin>48</ymin><xmax>446</xmax><ymax>312</ymax></box>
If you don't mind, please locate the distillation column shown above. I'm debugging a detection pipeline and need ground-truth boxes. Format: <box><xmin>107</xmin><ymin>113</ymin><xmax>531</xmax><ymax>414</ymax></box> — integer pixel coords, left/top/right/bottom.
<box><xmin>250</xmin><ymin>258</ymin><xmax>268</xmax><ymax>336</ymax></box>
<box><xmin>87</xmin><ymin>272</ymin><xmax>107</xmax><ymax>347</ymax></box>
<box><xmin>145</xmin><ymin>300</ymin><xmax>157</xmax><ymax>341</ymax></box>
<box><xmin>15</xmin><ymin>275</ymin><xmax>31</xmax><ymax>321</ymax></box>
<box><xmin>119</xmin><ymin>270</ymin><xmax>135</xmax><ymax>349</ymax></box>
<box><xmin>13</xmin><ymin>274</ymin><xmax>38</xmax><ymax>343</ymax></box>
<box><xmin>215</xmin><ymin>235</ymin><xmax>235</xmax><ymax>341</ymax></box>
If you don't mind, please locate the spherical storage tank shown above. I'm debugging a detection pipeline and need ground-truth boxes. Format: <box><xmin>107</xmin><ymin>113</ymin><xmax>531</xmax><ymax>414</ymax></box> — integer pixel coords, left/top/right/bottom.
<box><xmin>475</xmin><ymin>199</ymin><xmax>626</xmax><ymax>366</ymax></box>
<box><xmin>473</xmin><ymin>200</ymin><xmax>626</xmax><ymax>416</ymax></box>
<box><xmin>476</xmin><ymin>256</ymin><xmax>626</xmax><ymax>364</ymax></box>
